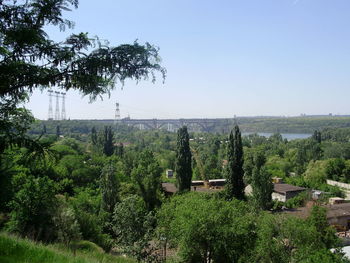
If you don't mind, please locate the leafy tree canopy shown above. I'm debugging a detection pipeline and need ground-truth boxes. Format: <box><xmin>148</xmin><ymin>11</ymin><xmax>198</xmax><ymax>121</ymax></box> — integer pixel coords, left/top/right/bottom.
<box><xmin>0</xmin><ymin>0</ymin><xmax>166</xmax><ymax>102</ymax></box>
<box><xmin>0</xmin><ymin>0</ymin><xmax>166</xmax><ymax>158</ymax></box>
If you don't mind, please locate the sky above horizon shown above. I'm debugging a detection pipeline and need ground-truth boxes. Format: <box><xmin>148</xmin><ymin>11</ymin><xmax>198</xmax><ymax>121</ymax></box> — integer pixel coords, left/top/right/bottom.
<box><xmin>26</xmin><ymin>0</ymin><xmax>350</xmax><ymax>120</ymax></box>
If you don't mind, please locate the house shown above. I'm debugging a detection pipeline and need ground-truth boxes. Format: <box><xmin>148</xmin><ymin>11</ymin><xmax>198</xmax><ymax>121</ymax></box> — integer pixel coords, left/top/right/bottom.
<box><xmin>329</xmin><ymin>197</ymin><xmax>346</xmax><ymax>205</ymax></box>
<box><xmin>326</xmin><ymin>202</ymin><xmax>350</xmax><ymax>231</ymax></box>
<box><xmin>208</xmin><ymin>179</ymin><xmax>226</xmax><ymax>188</ymax></box>
<box><xmin>166</xmin><ymin>169</ymin><xmax>174</xmax><ymax>179</ymax></box>
<box><xmin>161</xmin><ymin>182</ymin><xmax>178</xmax><ymax>196</ymax></box>
<box><xmin>272</xmin><ymin>183</ymin><xmax>307</xmax><ymax>202</ymax></box>
<box><xmin>191</xmin><ymin>180</ymin><xmax>205</xmax><ymax>187</ymax></box>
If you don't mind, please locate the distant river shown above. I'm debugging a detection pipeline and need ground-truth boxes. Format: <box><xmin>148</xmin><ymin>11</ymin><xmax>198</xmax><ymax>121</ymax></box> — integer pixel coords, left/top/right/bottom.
<box><xmin>242</xmin><ymin>132</ymin><xmax>311</xmax><ymax>141</ymax></box>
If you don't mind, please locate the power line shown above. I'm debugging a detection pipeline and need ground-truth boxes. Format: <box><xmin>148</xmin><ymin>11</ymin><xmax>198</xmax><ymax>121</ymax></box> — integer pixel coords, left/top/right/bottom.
<box><xmin>48</xmin><ymin>90</ymin><xmax>53</xmax><ymax>120</ymax></box>
<box><xmin>54</xmin><ymin>91</ymin><xmax>60</xmax><ymax>120</ymax></box>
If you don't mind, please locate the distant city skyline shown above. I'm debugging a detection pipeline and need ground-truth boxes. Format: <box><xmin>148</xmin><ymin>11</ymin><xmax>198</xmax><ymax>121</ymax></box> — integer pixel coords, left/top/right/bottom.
<box><xmin>26</xmin><ymin>0</ymin><xmax>350</xmax><ymax>120</ymax></box>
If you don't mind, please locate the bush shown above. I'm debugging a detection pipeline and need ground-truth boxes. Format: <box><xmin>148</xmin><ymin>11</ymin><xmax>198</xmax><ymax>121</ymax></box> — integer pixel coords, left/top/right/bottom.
<box><xmin>7</xmin><ymin>176</ymin><xmax>58</xmax><ymax>242</ymax></box>
<box><xmin>53</xmin><ymin>197</ymin><xmax>81</xmax><ymax>247</ymax></box>
<box><xmin>74</xmin><ymin>240</ymin><xmax>104</xmax><ymax>253</ymax></box>
<box><xmin>272</xmin><ymin>200</ymin><xmax>284</xmax><ymax>211</ymax></box>
<box><xmin>70</xmin><ymin>189</ymin><xmax>113</xmax><ymax>252</ymax></box>
<box><xmin>285</xmin><ymin>191</ymin><xmax>310</xmax><ymax>209</ymax></box>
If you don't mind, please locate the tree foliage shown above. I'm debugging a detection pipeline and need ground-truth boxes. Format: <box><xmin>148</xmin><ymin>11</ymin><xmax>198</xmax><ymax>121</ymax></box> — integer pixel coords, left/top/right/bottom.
<box><xmin>102</xmin><ymin>126</ymin><xmax>114</xmax><ymax>157</ymax></box>
<box><xmin>175</xmin><ymin>126</ymin><xmax>192</xmax><ymax>192</ymax></box>
<box><xmin>225</xmin><ymin>125</ymin><xmax>245</xmax><ymax>200</ymax></box>
<box><xmin>253</xmin><ymin>213</ymin><xmax>344</xmax><ymax>263</ymax></box>
<box><xmin>157</xmin><ymin>193</ymin><xmax>255</xmax><ymax>263</ymax></box>
<box><xmin>0</xmin><ymin>0</ymin><xmax>165</xmax><ymax>161</ymax></box>
<box><xmin>132</xmin><ymin>150</ymin><xmax>162</xmax><ymax>211</ymax></box>
<box><xmin>100</xmin><ymin>162</ymin><xmax>119</xmax><ymax>215</ymax></box>
<box><xmin>53</xmin><ymin>197</ymin><xmax>81</xmax><ymax>247</ymax></box>
<box><xmin>7</xmin><ymin>175</ymin><xmax>57</xmax><ymax>242</ymax></box>
<box><xmin>251</xmin><ymin>151</ymin><xmax>273</xmax><ymax>210</ymax></box>
<box><xmin>0</xmin><ymin>0</ymin><xmax>166</xmax><ymax>102</ymax></box>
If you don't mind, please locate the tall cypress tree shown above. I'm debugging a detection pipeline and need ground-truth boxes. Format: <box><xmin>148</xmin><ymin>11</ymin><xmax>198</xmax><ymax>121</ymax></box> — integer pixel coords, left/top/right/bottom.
<box><xmin>175</xmin><ymin>126</ymin><xmax>192</xmax><ymax>192</ymax></box>
<box><xmin>103</xmin><ymin>126</ymin><xmax>114</xmax><ymax>156</ymax></box>
<box><xmin>225</xmin><ymin>125</ymin><xmax>245</xmax><ymax>200</ymax></box>
<box><xmin>56</xmin><ymin>125</ymin><xmax>61</xmax><ymax>138</ymax></box>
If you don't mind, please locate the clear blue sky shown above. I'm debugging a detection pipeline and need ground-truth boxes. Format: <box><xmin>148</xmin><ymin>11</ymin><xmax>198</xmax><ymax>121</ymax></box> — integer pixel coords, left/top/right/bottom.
<box><xmin>26</xmin><ymin>0</ymin><xmax>350</xmax><ymax>120</ymax></box>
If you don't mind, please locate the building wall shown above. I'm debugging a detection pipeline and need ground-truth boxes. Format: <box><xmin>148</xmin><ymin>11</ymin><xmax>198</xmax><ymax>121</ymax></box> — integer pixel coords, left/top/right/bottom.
<box><xmin>272</xmin><ymin>192</ymin><xmax>286</xmax><ymax>202</ymax></box>
<box><xmin>328</xmin><ymin>216</ymin><xmax>350</xmax><ymax>230</ymax></box>
<box><xmin>327</xmin><ymin>180</ymin><xmax>350</xmax><ymax>190</ymax></box>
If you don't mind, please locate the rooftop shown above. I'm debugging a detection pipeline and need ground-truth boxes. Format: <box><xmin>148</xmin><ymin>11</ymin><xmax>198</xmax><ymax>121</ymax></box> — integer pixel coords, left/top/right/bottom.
<box><xmin>326</xmin><ymin>202</ymin><xmax>350</xmax><ymax>219</ymax></box>
<box><xmin>273</xmin><ymin>183</ymin><xmax>307</xmax><ymax>194</ymax></box>
<box><xmin>162</xmin><ymin>183</ymin><xmax>177</xmax><ymax>193</ymax></box>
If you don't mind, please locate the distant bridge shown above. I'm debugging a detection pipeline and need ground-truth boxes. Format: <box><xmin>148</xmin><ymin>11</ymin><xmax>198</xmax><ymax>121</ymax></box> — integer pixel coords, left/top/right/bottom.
<box><xmin>118</xmin><ymin>118</ymin><xmax>236</xmax><ymax>132</ymax></box>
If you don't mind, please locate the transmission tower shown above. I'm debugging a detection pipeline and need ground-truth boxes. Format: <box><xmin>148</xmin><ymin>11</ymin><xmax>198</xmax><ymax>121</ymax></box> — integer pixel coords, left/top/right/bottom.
<box><xmin>54</xmin><ymin>91</ymin><xmax>60</xmax><ymax>120</ymax></box>
<box><xmin>114</xmin><ymin>102</ymin><xmax>120</xmax><ymax>123</ymax></box>
<box><xmin>48</xmin><ymin>90</ymin><xmax>54</xmax><ymax>120</ymax></box>
<box><xmin>61</xmin><ymin>92</ymin><xmax>66</xmax><ymax>120</ymax></box>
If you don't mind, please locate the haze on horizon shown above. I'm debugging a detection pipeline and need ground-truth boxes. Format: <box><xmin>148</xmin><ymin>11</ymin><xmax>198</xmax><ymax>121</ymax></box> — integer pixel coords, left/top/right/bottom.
<box><xmin>26</xmin><ymin>0</ymin><xmax>350</xmax><ymax>120</ymax></box>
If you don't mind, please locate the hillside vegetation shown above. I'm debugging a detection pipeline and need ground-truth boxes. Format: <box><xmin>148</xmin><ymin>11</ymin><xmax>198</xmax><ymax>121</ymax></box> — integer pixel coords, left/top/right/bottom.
<box><xmin>0</xmin><ymin>233</ymin><xmax>135</xmax><ymax>263</ymax></box>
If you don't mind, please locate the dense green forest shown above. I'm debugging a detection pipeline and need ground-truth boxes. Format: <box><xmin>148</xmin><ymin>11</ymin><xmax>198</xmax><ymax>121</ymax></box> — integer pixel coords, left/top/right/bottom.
<box><xmin>2</xmin><ymin>119</ymin><xmax>350</xmax><ymax>261</ymax></box>
<box><xmin>237</xmin><ymin>116</ymin><xmax>350</xmax><ymax>133</ymax></box>
<box><xmin>28</xmin><ymin>115</ymin><xmax>350</xmax><ymax>135</ymax></box>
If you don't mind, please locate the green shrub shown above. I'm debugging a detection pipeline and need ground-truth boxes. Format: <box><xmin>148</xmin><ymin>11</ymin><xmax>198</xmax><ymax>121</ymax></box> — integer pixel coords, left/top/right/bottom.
<box><xmin>272</xmin><ymin>200</ymin><xmax>284</xmax><ymax>211</ymax></box>
<box><xmin>74</xmin><ymin>240</ymin><xmax>104</xmax><ymax>253</ymax></box>
<box><xmin>285</xmin><ymin>191</ymin><xmax>310</xmax><ymax>209</ymax></box>
<box><xmin>7</xmin><ymin>176</ymin><xmax>58</xmax><ymax>242</ymax></box>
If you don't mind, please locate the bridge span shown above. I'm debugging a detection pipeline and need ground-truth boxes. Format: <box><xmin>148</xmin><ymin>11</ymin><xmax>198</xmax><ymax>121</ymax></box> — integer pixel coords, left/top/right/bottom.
<box><xmin>118</xmin><ymin>118</ymin><xmax>236</xmax><ymax>132</ymax></box>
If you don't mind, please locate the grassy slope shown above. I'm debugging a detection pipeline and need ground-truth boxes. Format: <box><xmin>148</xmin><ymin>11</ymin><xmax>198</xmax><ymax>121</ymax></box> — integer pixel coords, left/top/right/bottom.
<box><xmin>0</xmin><ymin>233</ymin><xmax>135</xmax><ymax>263</ymax></box>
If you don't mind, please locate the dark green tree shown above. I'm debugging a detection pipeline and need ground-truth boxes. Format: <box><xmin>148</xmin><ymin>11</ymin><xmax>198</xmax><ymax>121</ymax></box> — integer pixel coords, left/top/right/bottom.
<box><xmin>91</xmin><ymin>127</ymin><xmax>98</xmax><ymax>146</ymax></box>
<box><xmin>225</xmin><ymin>125</ymin><xmax>245</xmax><ymax>200</ymax></box>
<box><xmin>103</xmin><ymin>126</ymin><xmax>114</xmax><ymax>156</ymax></box>
<box><xmin>312</xmin><ymin>130</ymin><xmax>322</xmax><ymax>143</ymax></box>
<box><xmin>115</xmin><ymin>143</ymin><xmax>124</xmax><ymax>158</ymax></box>
<box><xmin>0</xmin><ymin>0</ymin><xmax>165</xmax><ymax>157</ymax></box>
<box><xmin>175</xmin><ymin>126</ymin><xmax>192</xmax><ymax>192</ymax></box>
<box><xmin>251</xmin><ymin>151</ymin><xmax>273</xmax><ymax>210</ymax></box>
<box><xmin>0</xmin><ymin>0</ymin><xmax>165</xmax><ymax>102</ymax></box>
<box><xmin>7</xmin><ymin>176</ymin><xmax>57</xmax><ymax>242</ymax></box>
<box><xmin>56</xmin><ymin>125</ymin><xmax>61</xmax><ymax>138</ymax></box>
<box><xmin>0</xmin><ymin>97</ymin><xmax>46</xmax><ymax>162</ymax></box>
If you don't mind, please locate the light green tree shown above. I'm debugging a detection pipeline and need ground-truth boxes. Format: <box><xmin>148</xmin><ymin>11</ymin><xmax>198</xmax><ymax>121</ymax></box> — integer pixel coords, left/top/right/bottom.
<box><xmin>132</xmin><ymin>150</ymin><xmax>162</xmax><ymax>211</ymax></box>
<box><xmin>100</xmin><ymin>162</ymin><xmax>119</xmax><ymax>215</ymax></box>
<box><xmin>251</xmin><ymin>151</ymin><xmax>273</xmax><ymax>210</ymax></box>
<box><xmin>53</xmin><ymin>197</ymin><xmax>81</xmax><ymax>248</ymax></box>
<box><xmin>157</xmin><ymin>193</ymin><xmax>255</xmax><ymax>262</ymax></box>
